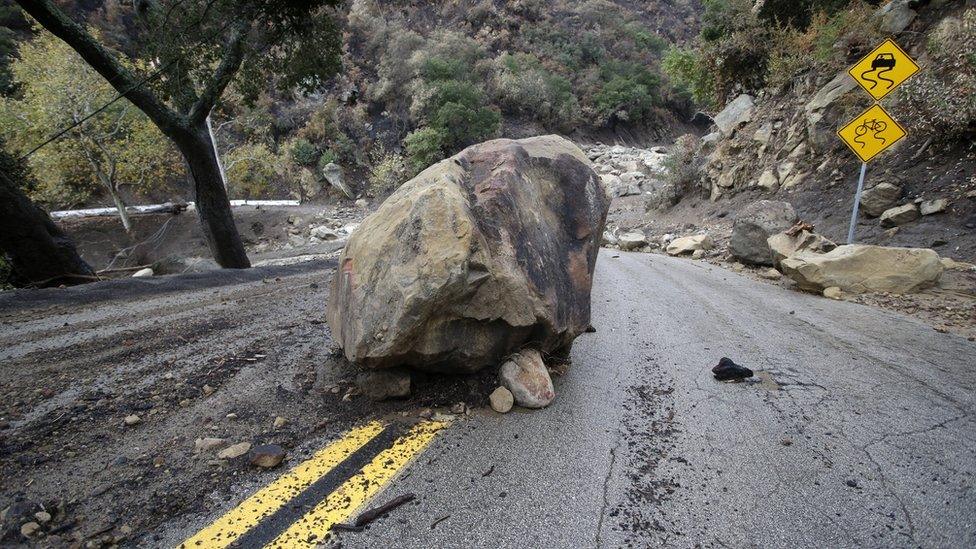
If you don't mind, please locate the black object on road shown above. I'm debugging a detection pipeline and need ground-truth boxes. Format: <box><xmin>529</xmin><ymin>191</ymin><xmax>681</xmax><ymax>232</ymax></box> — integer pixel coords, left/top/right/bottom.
<box><xmin>712</xmin><ymin>357</ymin><xmax>754</xmax><ymax>381</ymax></box>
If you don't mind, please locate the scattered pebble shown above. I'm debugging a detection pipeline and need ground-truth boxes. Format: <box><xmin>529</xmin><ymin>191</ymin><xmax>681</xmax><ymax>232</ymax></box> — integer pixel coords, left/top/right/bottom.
<box><xmin>202</xmin><ymin>385</ymin><xmax>215</xmax><ymax>396</ymax></box>
<box><xmin>217</xmin><ymin>442</ymin><xmax>252</xmax><ymax>460</ymax></box>
<box><xmin>489</xmin><ymin>387</ymin><xmax>514</xmax><ymax>414</ymax></box>
<box><xmin>123</xmin><ymin>415</ymin><xmax>142</xmax><ymax>426</ymax></box>
<box><xmin>20</xmin><ymin>521</ymin><xmax>40</xmax><ymax>537</ymax></box>
<box><xmin>273</xmin><ymin>416</ymin><xmax>287</xmax><ymax>429</ymax></box>
<box><xmin>33</xmin><ymin>511</ymin><xmax>51</xmax><ymax>523</ymax></box>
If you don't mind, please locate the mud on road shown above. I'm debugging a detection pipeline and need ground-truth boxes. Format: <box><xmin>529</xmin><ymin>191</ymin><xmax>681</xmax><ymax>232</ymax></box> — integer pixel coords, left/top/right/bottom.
<box><xmin>0</xmin><ymin>262</ymin><xmax>495</xmax><ymax>547</ymax></box>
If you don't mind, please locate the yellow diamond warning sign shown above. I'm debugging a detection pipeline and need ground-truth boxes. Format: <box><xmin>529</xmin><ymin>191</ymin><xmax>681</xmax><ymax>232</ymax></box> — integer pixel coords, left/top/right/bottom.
<box><xmin>848</xmin><ymin>38</ymin><xmax>920</xmax><ymax>100</ymax></box>
<box><xmin>838</xmin><ymin>104</ymin><xmax>907</xmax><ymax>163</ymax></box>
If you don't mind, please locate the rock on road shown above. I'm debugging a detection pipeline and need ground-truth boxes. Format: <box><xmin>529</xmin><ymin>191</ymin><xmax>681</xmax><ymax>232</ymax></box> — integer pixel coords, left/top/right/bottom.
<box><xmin>1</xmin><ymin>251</ymin><xmax>973</xmax><ymax>548</ymax></box>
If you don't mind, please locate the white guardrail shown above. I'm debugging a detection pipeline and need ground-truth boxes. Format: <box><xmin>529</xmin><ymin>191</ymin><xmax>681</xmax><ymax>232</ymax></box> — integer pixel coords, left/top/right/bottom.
<box><xmin>50</xmin><ymin>200</ymin><xmax>301</xmax><ymax>220</ymax></box>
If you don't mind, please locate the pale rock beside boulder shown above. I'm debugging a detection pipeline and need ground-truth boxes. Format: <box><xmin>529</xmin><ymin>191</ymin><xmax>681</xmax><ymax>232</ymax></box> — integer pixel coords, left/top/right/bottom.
<box><xmin>667</xmin><ymin>234</ymin><xmax>714</xmax><ymax>256</ymax></box>
<box><xmin>880</xmin><ymin>203</ymin><xmax>920</xmax><ymax>227</ymax></box>
<box><xmin>729</xmin><ymin>200</ymin><xmax>798</xmax><ymax>265</ymax></box>
<box><xmin>327</xmin><ymin>136</ymin><xmax>609</xmax><ymax>373</ymax></box>
<box><xmin>499</xmin><ymin>349</ymin><xmax>555</xmax><ymax>409</ymax></box>
<box><xmin>768</xmin><ymin>230</ymin><xmax>837</xmax><ymax>267</ymax></box>
<box><xmin>310</xmin><ymin>226</ymin><xmax>339</xmax><ymax>241</ymax></box>
<box><xmin>780</xmin><ymin>245</ymin><xmax>943</xmax><ymax>294</ymax></box>
<box><xmin>322</xmin><ymin>163</ymin><xmax>355</xmax><ymax>200</ymax></box>
<box><xmin>489</xmin><ymin>386</ymin><xmax>514</xmax><ymax>413</ymax></box>
<box><xmin>218</xmin><ymin>442</ymin><xmax>252</xmax><ymax>460</ymax></box>
<box><xmin>860</xmin><ymin>183</ymin><xmax>902</xmax><ymax>217</ymax></box>
<box><xmin>618</xmin><ymin>232</ymin><xmax>647</xmax><ymax>251</ymax></box>
<box><xmin>132</xmin><ymin>267</ymin><xmax>154</xmax><ymax>278</ymax></box>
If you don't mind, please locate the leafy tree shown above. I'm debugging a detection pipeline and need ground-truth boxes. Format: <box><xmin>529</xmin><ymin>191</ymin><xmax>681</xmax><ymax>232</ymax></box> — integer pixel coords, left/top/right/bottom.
<box><xmin>663</xmin><ymin>47</ymin><xmax>716</xmax><ymax>107</ymax></box>
<box><xmin>17</xmin><ymin>0</ymin><xmax>344</xmax><ymax>269</ymax></box>
<box><xmin>0</xmin><ymin>30</ymin><xmax>181</xmax><ymax>232</ymax></box>
<box><xmin>594</xmin><ymin>62</ymin><xmax>660</xmax><ymax>124</ymax></box>
<box><xmin>224</xmin><ymin>141</ymin><xmax>280</xmax><ymax>199</ymax></box>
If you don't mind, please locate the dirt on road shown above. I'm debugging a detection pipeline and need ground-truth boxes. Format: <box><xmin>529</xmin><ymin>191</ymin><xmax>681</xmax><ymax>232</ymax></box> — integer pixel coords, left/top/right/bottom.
<box><xmin>0</xmin><ymin>263</ymin><xmax>495</xmax><ymax>547</ymax></box>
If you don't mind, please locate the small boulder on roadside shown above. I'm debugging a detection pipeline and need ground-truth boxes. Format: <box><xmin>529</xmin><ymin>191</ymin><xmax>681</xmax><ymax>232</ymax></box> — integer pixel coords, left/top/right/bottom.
<box><xmin>880</xmin><ymin>203</ymin><xmax>920</xmax><ymax>227</ymax></box>
<box><xmin>729</xmin><ymin>200</ymin><xmax>798</xmax><ymax>265</ymax></box>
<box><xmin>780</xmin><ymin>244</ymin><xmax>943</xmax><ymax>294</ymax></box>
<box><xmin>767</xmin><ymin>229</ymin><xmax>837</xmax><ymax>267</ymax></box>
<box><xmin>499</xmin><ymin>349</ymin><xmax>555</xmax><ymax>409</ymax></box>
<box><xmin>618</xmin><ymin>232</ymin><xmax>647</xmax><ymax>251</ymax></box>
<box><xmin>489</xmin><ymin>386</ymin><xmax>514</xmax><ymax>413</ymax></box>
<box><xmin>667</xmin><ymin>234</ymin><xmax>714</xmax><ymax>256</ymax></box>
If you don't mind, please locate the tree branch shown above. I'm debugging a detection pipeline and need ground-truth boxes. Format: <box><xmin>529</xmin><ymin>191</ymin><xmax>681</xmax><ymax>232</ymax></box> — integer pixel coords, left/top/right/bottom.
<box><xmin>16</xmin><ymin>0</ymin><xmax>186</xmax><ymax>137</ymax></box>
<box><xmin>189</xmin><ymin>18</ymin><xmax>251</xmax><ymax>124</ymax></box>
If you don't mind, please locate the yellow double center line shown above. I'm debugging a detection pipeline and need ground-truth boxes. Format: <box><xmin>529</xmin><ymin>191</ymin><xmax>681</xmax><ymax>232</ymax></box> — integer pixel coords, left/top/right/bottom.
<box><xmin>181</xmin><ymin>420</ymin><xmax>446</xmax><ymax>548</ymax></box>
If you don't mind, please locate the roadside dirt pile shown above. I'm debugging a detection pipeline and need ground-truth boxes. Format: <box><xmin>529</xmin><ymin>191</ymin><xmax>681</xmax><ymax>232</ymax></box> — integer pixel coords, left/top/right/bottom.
<box><xmin>328</xmin><ymin>135</ymin><xmax>610</xmax><ymax>374</ymax></box>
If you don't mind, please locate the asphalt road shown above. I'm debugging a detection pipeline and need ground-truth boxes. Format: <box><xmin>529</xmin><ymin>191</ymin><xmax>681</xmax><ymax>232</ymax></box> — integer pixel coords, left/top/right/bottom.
<box><xmin>335</xmin><ymin>251</ymin><xmax>976</xmax><ymax>548</ymax></box>
<box><xmin>2</xmin><ymin>251</ymin><xmax>974</xmax><ymax>548</ymax></box>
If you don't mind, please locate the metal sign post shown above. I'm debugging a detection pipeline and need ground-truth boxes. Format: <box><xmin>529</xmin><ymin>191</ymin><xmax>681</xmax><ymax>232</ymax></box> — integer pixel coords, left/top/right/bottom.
<box><xmin>847</xmin><ymin>162</ymin><xmax>867</xmax><ymax>244</ymax></box>
<box><xmin>837</xmin><ymin>38</ymin><xmax>920</xmax><ymax>243</ymax></box>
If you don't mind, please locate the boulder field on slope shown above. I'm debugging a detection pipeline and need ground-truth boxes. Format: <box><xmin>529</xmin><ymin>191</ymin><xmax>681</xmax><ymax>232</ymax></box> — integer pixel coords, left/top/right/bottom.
<box><xmin>779</xmin><ymin>244</ymin><xmax>943</xmax><ymax>294</ymax></box>
<box><xmin>327</xmin><ymin>136</ymin><xmax>610</xmax><ymax>373</ymax></box>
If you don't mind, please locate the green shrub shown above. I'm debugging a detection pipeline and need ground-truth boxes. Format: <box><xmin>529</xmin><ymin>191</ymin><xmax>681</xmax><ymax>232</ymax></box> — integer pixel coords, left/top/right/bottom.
<box><xmin>663</xmin><ymin>47</ymin><xmax>716</xmax><ymax>108</ymax></box>
<box><xmin>367</xmin><ymin>150</ymin><xmax>408</xmax><ymax>196</ymax></box>
<box><xmin>287</xmin><ymin>138</ymin><xmax>318</xmax><ymax>166</ymax></box>
<box><xmin>404</xmin><ymin>127</ymin><xmax>446</xmax><ymax>175</ymax></box>
<box><xmin>318</xmin><ymin>150</ymin><xmax>338</xmax><ymax>169</ymax></box>
<box><xmin>900</xmin><ymin>9</ymin><xmax>976</xmax><ymax>139</ymax></box>
<box><xmin>492</xmin><ymin>53</ymin><xmax>581</xmax><ymax>131</ymax></box>
<box><xmin>593</xmin><ymin>62</ymin><xmax>660</xmax><ymax>124</ymax></box>
<box><xmin>663</xmin><ymin>134</ymin><xmax>701</xmax><ymax>195</ymax></box>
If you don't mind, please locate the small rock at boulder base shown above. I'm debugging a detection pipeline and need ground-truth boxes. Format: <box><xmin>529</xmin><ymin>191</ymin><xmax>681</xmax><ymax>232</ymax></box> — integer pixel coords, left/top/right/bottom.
<box><xmin>489</xmin><ymin>386</ymin><xmax>514</xmax><ymax>413</ymax></box>
<box><xmin>499</xmin><ymin>349</ymin><xmax>555</xmax><ymax>408</ymax></box>
<box><xmin>712</xmin><ymin>357</ymin><xmax>754</xmax><ymax>381</ymax></box>
<box><xmin>759</xmin><ymin>268</ymin><xmax>782</xmax><ymax>280</ymax></box>
<box><xmin>780</xmin><ymin>244</ymin><xmax>943</xmax><ymax>294</ymax></box>
<box><xmin>666</xmin><ymin>234</ymin><xmax>714</xmax><ymax>256</ymax></box>
<box><xmin>729</xmin><ymin>200</ymin><xmax>798</xmax><ymax>265</ymax></box>
<box><xmin>217</xmin><ymin>442</ymin><xmax>251</xmax><ymax>460</ymax></box>
<box><xmin>132</xmin><ymin>267</ymin><xmax>154</xmax><ymax>278</ymax></box>
<box><xmin>823</xmin><ymin>286</ymin><xmax>844</xmax><ymax>300</ymax></box>
<box><xmin>327</xmin><ymin>136</ymin><xmax>610</xmax><ymax>373</ymax></box>
<box><xmin>358</xmin><ymin>369</ymin><xmax>411</xmax><ymax>401</ymax></box>
<box><xmin>249</xmin><ymin>444</ymin><xmax>286</xmax><ymax>468</ymax></box>
<box><xmin>618</xmin><ymin>232</ymin><xmax>647</xmax><ymax>251</ymax></box>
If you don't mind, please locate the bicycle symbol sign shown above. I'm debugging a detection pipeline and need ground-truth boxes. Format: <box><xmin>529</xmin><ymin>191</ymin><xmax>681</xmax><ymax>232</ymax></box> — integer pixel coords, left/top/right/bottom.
<box><xmin>837</xmin><ymin>104</ymin><xmax>906</xmax><ymax>163</ymax></box>
<box><xmin>848</xmin><ymin>38</ymin><xmax>920</xmax><ymax>100</ymax></box>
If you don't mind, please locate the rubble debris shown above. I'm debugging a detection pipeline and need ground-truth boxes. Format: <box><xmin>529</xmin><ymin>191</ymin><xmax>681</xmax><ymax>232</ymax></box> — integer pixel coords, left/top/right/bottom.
<box><xmin>712</xmin><ymin>357</ymin><xmax>754</xmax><ymax>381</ymax></box>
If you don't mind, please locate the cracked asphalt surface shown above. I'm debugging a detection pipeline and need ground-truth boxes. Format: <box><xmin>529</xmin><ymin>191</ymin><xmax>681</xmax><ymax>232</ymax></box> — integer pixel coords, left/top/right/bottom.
<box><xmin>337</xmin><ymin>251</ymin><xmax>976</xmax><ymax>548</ymax></box>
<box><xmin>2</xmin><ymin>250</ymin><xmax>974</xmax><ymax>548</ymax></box>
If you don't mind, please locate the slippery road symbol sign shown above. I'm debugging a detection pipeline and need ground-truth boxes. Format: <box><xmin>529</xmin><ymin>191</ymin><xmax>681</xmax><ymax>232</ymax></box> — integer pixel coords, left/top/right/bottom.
<box><xmin>848</xmin><ymin>38</ymin><xmax>920</xmax><ymax>100</ymax></box>
<box><xmin>837</xmin><ymin>104</ymin><xmax>907</xmax><ymax>163</ymax></box>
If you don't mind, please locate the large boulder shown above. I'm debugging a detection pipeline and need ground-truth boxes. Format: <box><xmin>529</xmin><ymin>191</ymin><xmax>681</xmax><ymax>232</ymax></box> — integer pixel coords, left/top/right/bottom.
<box><xmin>780</xmin><ymin>245</ymin><xmax>943</xmax><ymax>294</ymax></box>
<box><xmin>327</xmin><ymin>136</ymin><xmax>610</xmax><ymax>373</ymax></box>
<box><xmin>729</xmin><ymin>201</ymin><xmax>799</xmax><ymax>265</ymax></box>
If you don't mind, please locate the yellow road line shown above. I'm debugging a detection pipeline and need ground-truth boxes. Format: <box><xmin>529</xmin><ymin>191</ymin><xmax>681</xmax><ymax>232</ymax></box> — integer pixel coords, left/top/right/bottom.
<box><xmin>180</xmin><ymin>421</ymin><xmax>385</xmax><ymax>549</ymax></box>
<box><xmin>265</xmin><ymin>421</ymin><xmax>447</xmax><ymax>548</ymax></box>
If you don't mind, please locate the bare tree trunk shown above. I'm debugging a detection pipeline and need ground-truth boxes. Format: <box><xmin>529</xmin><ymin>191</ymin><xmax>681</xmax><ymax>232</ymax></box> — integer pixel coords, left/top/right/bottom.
<box><xmin>176</xmin><ymin>124</ymin><xmax>250</xmax><ymax>269</ymax></box>
<box><xmin>0</xmin><ymin>155</ymin><xmax>95</xmax><ymax>287</ymax></box>
<box><xmin>107</xmin><ymin>185</ymin><xmax>133</xmax><ymax>233</ymax></box>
